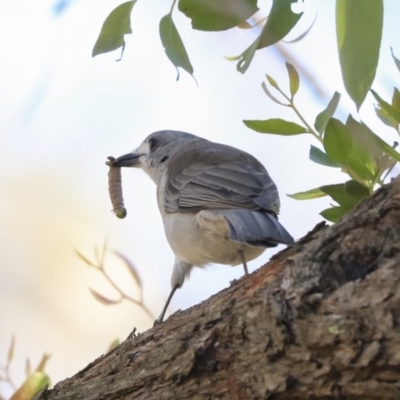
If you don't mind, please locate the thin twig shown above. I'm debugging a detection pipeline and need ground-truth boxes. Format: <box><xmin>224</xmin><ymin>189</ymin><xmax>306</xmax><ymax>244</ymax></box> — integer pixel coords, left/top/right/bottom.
<box><xmin>77</xmin><ymin>246</ymin><xmax>156</xmax><ymax>321</ymax></box>
<box><xmin>169</xmin><ymin>0</ymin><xmax>177</xmax><ymax>14</ymax></box>
<box><xmin>275</xmin><ymin>85</ymin><xmax>322</xmax><ymax>142</ymax></box>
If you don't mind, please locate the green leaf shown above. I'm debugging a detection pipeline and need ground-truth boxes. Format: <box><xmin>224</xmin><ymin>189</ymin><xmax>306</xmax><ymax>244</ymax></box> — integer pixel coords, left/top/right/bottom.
<box><xmin>392</xmin><ymin>88</ymin><xmax>400</xmax><ymax>111</ymax></box>
<box><xmin>237</xmin><ymin>0</ymin><xmax>303</xmax><ymax>73</ymax></box>
<box><xmin>309</xmin><ymin>145</ymin><xmax>341</xmax><ymax>168</ymax></box>
<box><xmin>344</xmin><ymin>180</ymin><xmax>370</xmax><ymax>199</ymax></box>
<box><xmin>391</xmin><ymin>47</ymin><xmax>400</xmax><ymax>73</ymax></box>
<box><xmin>377</xmin><ymin>154</ymin><xmax>398</xmax><ymax>179</ymax></box>
<box><xmin>346</xmin><ymin>117</ymin><xmax>400</xmax><ymax>172</ymax></box>
<box><xmin>323</xmin><ymin>118</ymin><xmax>352</xmax><ymax>164</ymax></box>
<box><xmin>375</xmin><ymin>104</ymin><xmax>399</xmax><ymax>129</ymax></box>
<box><xmin>320</xmin><ymin>183</ymin><xmax>362</xmax><ymax>208</ymax></box>
<box><xmin>345</xmin><ymin>116</ymin><xmax>381</xmax><ymax>180</ymax></box>
<box><xmin>243</xmin><ymin>119</ymin><xmax>308</xmax><ymax>135</ymax></box>
<box><xmin>286</xmin><ymin>62</ymin><xmax>299</xmax><ymax>97</ymax></box>
<box><xmin>336</xmin><ymin>0</ymin><xmax>383</xmax><ymax>109</ymax></box>
<box><xmin>287</xmin><ymin>187</ymin><xmax>327</xmax><ymax>200</ymax></box>
<box><xmin>107</xmin><ymin>338</ymin><xmax>120</xmax><ymax>353</ymax></box>
<box><xmin>320</xmin><ymin>206</ymin><xmax>349</xmax><ymax>223</ymax></box>
<box><xmin>314</xmin><ymin>91</ymin><xmax>341</xmax><ymax>134</ymax></box>
<box><xmin>261</xmin><ymin>81</ymin><xmax>288</xmax><ymax>106</ymax></box>
<box><xmin>365</xmin><ymin>127</ymin><xmax>400</xmax><ymax>163</ymax></box>
<box><xmin>236</xmin><ymin>21</ymin><xmax>253</xmax><ymax>29</ymax></box>
<box><xmin>324</xmin><ymin>118</ymin><xmax>376</xmax><ymax>182</ymax></box>
<box><xmin>10</xmin><ymin>372</ymin><xmax>51</xmax><ymax>400</ymax></box>
<box><xmin>266</xmin><ymin>74</ymin><xmax>279</xmax><ymax>89</ymax></box>
<box><xmin>353</xmin><ymin>119</ymin><xmax>400</xmax><ymax>163</ymax></box>
<box><xmin>92</xmin><ymin>1</ymin><xmax>135</xmax><ymax>58</ymax></box>
<box><xmin>346</xmin><ymin>115</ymin><xmax>382</xmax><ymax>161</ymax></box>
<box><xmin>178</xmin><ymin>0</ymin><xmax>258</xmax><ymax>31</ymax></box>
<box><xmin>346</xmin><ymin>139</ymin><xmax>377</xmax><ymax>182</ymax></box>
<box><xmin>159</xmin><ymin>14</ymin><xmax>194</xmax><ymax>80</ymax></box>
<box><xmin>371</xmin><ymin>89</ymin><xmax>400</xmax><ymax>124</ymax></box>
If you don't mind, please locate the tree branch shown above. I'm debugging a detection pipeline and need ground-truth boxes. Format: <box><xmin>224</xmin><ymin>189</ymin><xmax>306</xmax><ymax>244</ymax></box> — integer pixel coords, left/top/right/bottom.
<box><xmin>36</xmin><ymin>176</ymin><xmax>400</xmax><ymax>400</ymax></box>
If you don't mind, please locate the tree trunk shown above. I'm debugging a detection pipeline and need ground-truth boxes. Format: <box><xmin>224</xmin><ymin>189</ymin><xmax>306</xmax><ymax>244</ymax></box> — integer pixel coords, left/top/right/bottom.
<box><xmin>34</xmin><ymin>176</ymin><xmax>400</xmax><ymax>400</ymax></box>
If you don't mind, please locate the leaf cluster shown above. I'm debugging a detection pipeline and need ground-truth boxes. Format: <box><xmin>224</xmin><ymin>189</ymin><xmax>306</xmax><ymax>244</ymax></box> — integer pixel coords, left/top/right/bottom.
<box><xmin>244</xmin><ymin>53</ymin><xmax>400</xmax><ymax>221</ymax></box>
<box><xmin>0</xmin><ymin>337</ymin><xmax>50</xmax><ymax>400</ymax></box>
<box><xmin>242</xmin><ymin>1</ymin><xmax>400</xmax><ymax>222</ymax></box>
<box><xmin>92</xmin><ymin>0</ymin><xmax>305</xmax><ymax>79</ymax></box>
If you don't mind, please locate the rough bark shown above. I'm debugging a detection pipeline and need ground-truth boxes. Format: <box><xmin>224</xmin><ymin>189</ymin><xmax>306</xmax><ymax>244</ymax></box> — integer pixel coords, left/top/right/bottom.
<box><xmin>35</xmin><ymin>176</ymin><xmax>400</xmax><ymax>400</ymax></box>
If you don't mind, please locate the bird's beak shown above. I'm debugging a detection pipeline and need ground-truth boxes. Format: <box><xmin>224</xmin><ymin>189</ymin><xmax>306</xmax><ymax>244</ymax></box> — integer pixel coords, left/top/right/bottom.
<box><xmin>113</xmin><ymin>152</ymin><xmax>142</xmax><ymax>167</ymax></box>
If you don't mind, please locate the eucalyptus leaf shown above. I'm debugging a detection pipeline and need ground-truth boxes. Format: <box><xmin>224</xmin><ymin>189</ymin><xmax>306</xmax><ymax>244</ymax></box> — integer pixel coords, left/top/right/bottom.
<box><xmin>345</xmin><ymin>115</ymin><xmax>381</xmax><ymax>177</ymax></box>
<box><xmin>378</xmin><ymin>155</ymin><xmax>398</xmax><ymax>178</ymax></box>
<box><xmin>9</xmin><ymin>372</ymin><xmax>51</xmax><ymax>400</ymax></box>
<box><xmin>347</xmin><ymin>120</ymin><xmax>399</xmax><ymax>175</ymax></box>
<box><xmin>92</xmin><ymin>1</ymin><xmax>135</xmax><ymax>58</ymax></box>
<box><xmin>392</xmin><ymin>88</ymin><xmax>400</xmax><ymax>111</ymax></box>
<box><xmin>178</xmin><ymin>0</ymin><xmax>258</xmax><ymax>31</ymax></box>
<box><xmin>236</xmin><ymin>21</ymin><xmax>253</xmax><ymax>29</ymax></box>
<box><xmin>336</xmin><ymin>0</ymin><xmax>383</xmax><ymax>109</ymax></box>
<box><xmin>314</xmin><ymin>91</ymin><xmax>341</xmax><ymax>134</ymax></box>
<box><xmin>237</xmin><ymin>0</ymin><xmax>303</xmax><ymax>73</ymax></box>
<box><xmin>368</xmin><ymin>133</ymin><xmax>400</xmax><ymax>163</ymax></box>
<box><xmin>346</xmin><ymin>116</ymin><xmax>381</xmax><ymax>161</ymax></box>
<box><xmin>236</xmin><ymin>38</ymin><xmax>260</xmax><ymax>74</ymax></box>
<box><xmin>344</xmin><ymin>180</ymin><xmax>371</xmax><ymax>198</ymax></box>
<box><xmin>309</xmin><ymin>145</ymin><xmax>340</xmax><ymax>168</ymax></box>
<box><xmin>346</xmin><ymin>140</ymin><xmax>377</xmax><ymax>181</ymax></box>
<box><xmin>89</xmin><ymin>288</ymin><xmax>120</xmax><ymax>305</ymax></box>
<box><xmin>266</xmin><ymin>74</ymin><xmax>279</xmax><ymax>89</ymax></box>
<box><xmin>320</xmin><ymin>206</ymin><xmax>349</xmax><ymax>223</ymax></box>
<box><xmin>243</xmin><ymin>119</ymin><xmax>308</xmax><ymax>135</ymax></box>
<box><xmin>375</xmin><ymin>105</ymin><xmax>399</xmax><ymax>129</ymax></box>
<box><xmin>371</xmin><ymin>89</ymin><xmax>400</xmax><ymax>124</ymax></box>
<box><xmin>323</xmin><ymin>118</ymin><xmax>352</xmax><ymax>164</ymax></box>
<box><xmin>261</xmin><ymin>81</ymin><xmax>288</xmax><ymax>106</ymax></box>
<box><xmin>360</xmin><ymin>121</ymin><xmax>400</xmax><ymax>162</ymax></box>
<box><xmin>286</xmin><ymin>62</ymin><xmax>299</xmax><ymax>98</ymax></box>
<box><xmin>287</xmin><ymin>187</ymin><xmax>326</xmax><ymax>200</ymax></box>
<box><xmin>391</xmin><ymin>47</ymin><xmax>400</xmax><ymax>73</ymax></box>
<box><xmin>320</xmin><ymin>183</ymin><xmax>362</xmax><ymax>208</ymax></box>
<box><xmin>160</xmin><ymin>14</ymin><xmax>194</xmax><ymax>80</ymax></box>
<box><xmin>324</xmin><ymin>118</ymin><xmax>375</xmax><ymax>182</ymax></box>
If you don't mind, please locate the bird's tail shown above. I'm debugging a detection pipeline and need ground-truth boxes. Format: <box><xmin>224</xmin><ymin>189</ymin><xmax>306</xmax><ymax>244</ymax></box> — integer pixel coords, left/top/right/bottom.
<box><xmin>219</xmin><ymin>209</ymin><xmax>294</xmax><ymax>247</ymax></box>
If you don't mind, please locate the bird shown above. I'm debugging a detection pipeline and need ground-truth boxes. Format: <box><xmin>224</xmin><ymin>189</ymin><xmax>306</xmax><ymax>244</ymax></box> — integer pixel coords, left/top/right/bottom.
<box><xmin>111</xmin><ymin>130</ymin><xmax>294</xmax><ymax>324</ymax></box>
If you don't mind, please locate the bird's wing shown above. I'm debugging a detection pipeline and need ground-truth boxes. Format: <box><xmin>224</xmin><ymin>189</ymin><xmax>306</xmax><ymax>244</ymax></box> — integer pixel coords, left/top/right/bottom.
<box><xmin>164</xmin><ymin>141</ymin><xmax>280</xmax><ymax>214</ymax></box>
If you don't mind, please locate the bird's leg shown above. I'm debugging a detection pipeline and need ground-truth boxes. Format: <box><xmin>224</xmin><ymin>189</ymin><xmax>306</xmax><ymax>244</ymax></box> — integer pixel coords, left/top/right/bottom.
<box><xmin>240</xmin><ymin>250</ymin><xmax>249</xmax><ymax>276</ymax></box>
<box><xmin>153</xmin><ymin>285</ymin><xmax>178</xmax><ymax>326</ymax></box>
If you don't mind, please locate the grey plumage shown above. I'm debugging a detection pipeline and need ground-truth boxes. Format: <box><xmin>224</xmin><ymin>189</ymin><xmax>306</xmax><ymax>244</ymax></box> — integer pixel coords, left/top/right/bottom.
<box><xmin>112</xmin><ymin>130</ymin><xmax>294</xmax><ymax>323</ymax></box>
<box><xmin>165</xmin><ymin>141</ymin><xmax>280</xmax><ymax>213</ymax></box>
<box><xmin>220</xmin><ymin>209</ymin><xmax>293</xmax><ymax>247</ymax></box>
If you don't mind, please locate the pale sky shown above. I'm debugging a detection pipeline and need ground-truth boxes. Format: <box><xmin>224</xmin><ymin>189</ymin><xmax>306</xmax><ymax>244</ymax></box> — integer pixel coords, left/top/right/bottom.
<box><xmin>0</xmin><ymin>0</ymin><xmax>399</xmax><ymax>394</ymax></box>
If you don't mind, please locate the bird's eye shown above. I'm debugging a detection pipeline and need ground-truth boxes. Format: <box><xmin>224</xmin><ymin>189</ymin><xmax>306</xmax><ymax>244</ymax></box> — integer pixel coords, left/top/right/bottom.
<box><xmin>160</xmin><ymin>155</ymin><xmax>169</xmax><ymax>163</ymax></box>
<box><xmin>148</xmin><ymin>138</ymin><xmax>158</xmax><ymax>151</ymax></box>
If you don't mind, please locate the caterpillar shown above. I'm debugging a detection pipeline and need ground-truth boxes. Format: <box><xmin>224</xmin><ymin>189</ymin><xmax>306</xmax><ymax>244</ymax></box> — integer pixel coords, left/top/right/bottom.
<box><xmin>105</xmin><ymin>156</ymin><xmax>127</xmax><ymax>219</ymax></box>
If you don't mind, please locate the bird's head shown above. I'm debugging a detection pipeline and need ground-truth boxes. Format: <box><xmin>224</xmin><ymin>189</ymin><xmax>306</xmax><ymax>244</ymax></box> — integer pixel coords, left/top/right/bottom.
<box><xmin>112</xmin><ymin>130</ymin><xmax>202</xmax><ymax>183</ymax></box>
